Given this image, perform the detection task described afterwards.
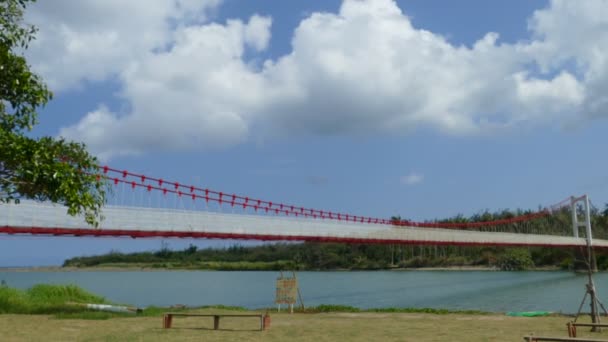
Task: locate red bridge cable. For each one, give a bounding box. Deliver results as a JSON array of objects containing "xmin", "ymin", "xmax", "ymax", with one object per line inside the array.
[
  {"xmin": 98, "ymin": 166, "xmax": 566, "ymax": 229},
  {"xmin": 100, "ymin": 166, "xmax": 387, "ymax": 224}
]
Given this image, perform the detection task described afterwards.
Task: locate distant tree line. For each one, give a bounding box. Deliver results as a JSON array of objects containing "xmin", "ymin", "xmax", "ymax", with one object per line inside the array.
[{"xmin": 63, "ymin": 205, "xmax": 608, "ymax": 271}]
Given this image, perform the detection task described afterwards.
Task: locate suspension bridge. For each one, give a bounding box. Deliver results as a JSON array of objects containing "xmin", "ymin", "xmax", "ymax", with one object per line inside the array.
[{"xmin": 0, "ymin": 166, "xmax": 606, "ymax": 249}]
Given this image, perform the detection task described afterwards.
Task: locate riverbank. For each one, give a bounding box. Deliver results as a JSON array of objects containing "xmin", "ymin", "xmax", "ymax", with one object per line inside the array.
[
  {"xmin": 0, "ymin": 264, "xmax": 563, "ymax": 272},
  {"xmin": 62, "ymin": 242, "xmax": 585, "ymax": 272},
  {"xmin": 1, "ymin": 270, "xmax": 592, "ymax": 313},
  {"xmin": 2, "ymin": 283, "xmax": 571, "ymax": 341},
  {"xmin": 0, "ymin": 309, "xmax": 595, "ymax": 341}
]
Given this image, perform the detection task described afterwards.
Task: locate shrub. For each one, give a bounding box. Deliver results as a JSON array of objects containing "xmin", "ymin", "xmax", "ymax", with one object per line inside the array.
[
  {"xmin": 308, "ymin": 305, "xmax": 360, "ymax": 312},
  {"xmin": 0, "ymin": 284, "xmax": 107, "ymax": 315},
  {"xmin": 496, "ymin": 249, "xmax": 534, "ymax": 271}
]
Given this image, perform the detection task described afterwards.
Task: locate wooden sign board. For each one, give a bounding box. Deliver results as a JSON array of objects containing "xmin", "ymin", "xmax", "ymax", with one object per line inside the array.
[{"xmin": 275, "ymin": 276, "xmax": 298, "ymax": 304}]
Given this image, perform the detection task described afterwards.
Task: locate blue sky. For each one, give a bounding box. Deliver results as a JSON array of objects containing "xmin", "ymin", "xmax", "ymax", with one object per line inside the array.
[{"xmin": 2, "ymin": 0, "xmax": 608, "ymax": 266}]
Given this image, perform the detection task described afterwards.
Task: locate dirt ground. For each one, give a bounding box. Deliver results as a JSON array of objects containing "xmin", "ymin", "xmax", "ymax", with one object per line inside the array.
[{"xmin": 0, "ymin": 310, "xmax": 605, "ymax": 342}]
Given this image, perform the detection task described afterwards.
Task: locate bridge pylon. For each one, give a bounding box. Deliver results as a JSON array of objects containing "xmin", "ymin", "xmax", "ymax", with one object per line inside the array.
[{"xmin": 571, "ymin": 195, "xmax": 607, "ymax": 332}]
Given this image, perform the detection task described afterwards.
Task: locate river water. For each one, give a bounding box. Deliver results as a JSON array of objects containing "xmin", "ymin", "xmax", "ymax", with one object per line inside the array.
[{"xmin": 0, "ymin": 270, "xmax": 605, "ymax": 313}]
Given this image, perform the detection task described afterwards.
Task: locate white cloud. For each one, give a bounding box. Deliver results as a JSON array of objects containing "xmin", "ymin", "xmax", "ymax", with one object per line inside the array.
[
  {"xmin": 59, "ymin": 105, "xmax": 139, "ymax": 161},
  {"xmin": 23, "ymin": 0, "xmax": 608, "ymax": 159},
  {"xmin": 400, "ymin": 173, "xmax": 424, "ymax": 186},
  {"xmin": 525, "ymin": 0, "xmax": 608, "ymax": 119},
  {"xmin": 59, "ymin": 15, "xmax": 268, "ymax": 160},
  {"xmin": 257, "ymin": 0, "xmax": 586, "ymax": 136},
  {"xmin": 244, "ymin": 15, "xmax": 272, "ymax": 51},
  {"xmin": 25, "ymin": 0, "xmax": 221, "ymax": 91}
]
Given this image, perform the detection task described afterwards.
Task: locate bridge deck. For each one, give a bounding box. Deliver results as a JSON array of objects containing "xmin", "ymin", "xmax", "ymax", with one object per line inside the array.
[{"xmin": 1, "ymin": 201, "xmax": 605, "ymax": 248}]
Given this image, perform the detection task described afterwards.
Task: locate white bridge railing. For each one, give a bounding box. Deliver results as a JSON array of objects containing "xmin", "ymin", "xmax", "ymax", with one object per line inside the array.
[{"xmin": 1, "ymin": 200, "xmax": 607, "ymax": 248}]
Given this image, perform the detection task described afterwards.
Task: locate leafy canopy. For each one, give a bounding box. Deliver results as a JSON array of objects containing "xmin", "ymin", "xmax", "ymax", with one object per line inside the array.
[{"xmin": 0, "ymin": 0, "xmax": 106, "ymax": 226}]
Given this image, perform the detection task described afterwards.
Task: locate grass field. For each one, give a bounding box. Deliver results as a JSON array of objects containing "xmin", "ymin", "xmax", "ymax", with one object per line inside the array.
[
  {"xmin": 1, "ymin": 309, "xmax": 606, "ymax": 342},
  {"xmin": 1, "ymin": 285, "xmax": 605, "ymax": 341}
]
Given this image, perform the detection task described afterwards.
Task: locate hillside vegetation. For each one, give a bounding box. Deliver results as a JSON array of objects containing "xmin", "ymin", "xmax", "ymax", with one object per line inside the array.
[{"xmin": 63, "ymin": 206, "xmax": 608, "ymax": 271}]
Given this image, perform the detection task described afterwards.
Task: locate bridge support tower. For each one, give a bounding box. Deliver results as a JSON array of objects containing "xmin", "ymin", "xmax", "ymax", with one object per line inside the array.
[{"xmin": 571, "ymin": 195, "xmax": 607, "ymax": 331}]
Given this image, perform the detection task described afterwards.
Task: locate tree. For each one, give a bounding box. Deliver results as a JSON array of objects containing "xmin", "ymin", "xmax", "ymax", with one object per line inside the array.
[
  {"xmin": 0, "ymin": 0, "xmax": 106, "ymax": 226},
  {"xmin": 184, "ymin": 244, "xmax": 197, "ymax": 255},
  {"xmin": 390, "ymin": 215, "xmax": 402, "ymax": 226},
  {"xmin": 497, "ymin": 248, "xmax": 534, "ymax": 271}
]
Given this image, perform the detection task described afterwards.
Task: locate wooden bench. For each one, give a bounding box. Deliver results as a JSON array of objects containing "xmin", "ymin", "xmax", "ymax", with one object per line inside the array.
[
  {"xmin": 163, "ymin": 312, "xmax": 266, "ymax": 331},
  {"xmin": 524, "ymin": 336, "xmax": 608, "ymax": 342},
  {"xmin": 568, "ymin": 322, "xmax": 608, "ymax": 337}
]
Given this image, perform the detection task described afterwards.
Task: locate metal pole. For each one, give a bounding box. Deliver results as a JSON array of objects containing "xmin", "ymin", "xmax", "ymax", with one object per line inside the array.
[
  {"xmin": 571, "ymin": 195, "xmax": 604, "ymax": 331},
  {"xmin": 584, "ymin": 195, "xmax": 601, "ymax": 330},
  {"xmin": 292, "ymin": 271, "xmax": 305, "ymax": 311},
  {"xmin": 584, "ymin": 195, "xmax": 593, "ymax": 246},
  {"xmin": 587, "ymin": 257, "xmax": 601, "ymax": 330},
  {"xmin": 571, "ymin": 196, "xmax": 579, "ymax": 238}
]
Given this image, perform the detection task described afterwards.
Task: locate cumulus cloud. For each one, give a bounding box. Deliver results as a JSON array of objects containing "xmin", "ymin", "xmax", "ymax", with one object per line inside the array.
[
  {"xmin": 25, "ymin": 0, "xmax": 222, "ymax": 91},
  {"xmin": 400, "ymin": 173, "xmax": 424, "ymax": 186},
  {"xmin": 23, "ymin": 0, "xmax": 608, "ymax": 159},
  {"xmin": 525, "ymin": 0, "xmax": 608, "ymax": 119},
  {"xmin": 58, "ymin": 15, "xmax": 268, "ymax": 160},
  {"xmin": 258, "ymin": 0, "xmax": 586, "ymax": 135}
]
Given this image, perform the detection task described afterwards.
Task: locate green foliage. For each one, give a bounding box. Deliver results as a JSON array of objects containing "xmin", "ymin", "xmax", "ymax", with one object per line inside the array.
[
  {"xmin": 184, "ymin": 243, "xmax": 197, "ymax": 255},
  {"xmin": 291, "ymin": 305, "xmax": 487, "ymax": 314},
  {"xmin": 0, "ymin": 0, "xmax": 106, "ymax": 226},
  {"xmin": 62, "ymin": 243, "xmax": 573, "ymax": 271},
  {"xmin": 53, "ymin": 311, "xmax": 128, "ymax": 320},
  {"xmin": 61, "ymin": 204, "xmax": 608, "ymax": 271},
  {"xmin": 0, "ymin": 285, "xmax": 27, "ymax": 312},
  {"xmin": 497, "ymin": 248, "xmax": 534, "ymax": 271},
  {"xmin": 27, "ymin": 284, "xmax": 105, "ymax": 305},
  {"xmin": 305, "ymin": 305, "xmax": 361, "ymax": 313},
  {"xmin": 596, "ymin": 254, "xmax": 608, "ymax": 270},
  {"xmin": 366, "ymin": 307, "xmax": 487, "ymax": 315},
  {"xmin": 0, "ymin": 284, "xmax": 108, "ymax": 315},
  {"xmin": 199, "ymin": 304, "xmax": 249, "ymax": 311},
  {"xmin": 529, "ymin": 248, "xmax": 571, "ymax": 267},
  {"xmin": 53, "ymin": 304, "xmax": 249, "ymax": 320},
  {"xmin": 559, "ymin": 257, "xmax": 573, "ymax": 270}
]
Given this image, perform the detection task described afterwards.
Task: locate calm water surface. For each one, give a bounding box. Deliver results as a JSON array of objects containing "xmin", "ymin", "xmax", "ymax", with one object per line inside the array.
[{"xmin": 0, "ymin": 270, "xmax": 603, "ymax": 313}]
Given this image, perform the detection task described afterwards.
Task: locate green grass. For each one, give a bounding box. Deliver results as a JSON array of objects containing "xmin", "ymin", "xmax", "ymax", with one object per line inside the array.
[
  {"xmin": 285, "ymin": 305, "xmax": 488, "ymax": 315},
  {"xmin": 0, "ymin": 283, "xmax": 488, "ymax": 322},
  {"xmin": 302, "ymin": 304, "xmax": 361, "ymax": 313},
  {"xmin": 0, "ymin": 284, "xmax": 108, "ymax": 316},
  {"xmin": 0, "ymin": 283, "xmax": 586, "ymax": 341},
  {"xmin": 0, "ymin": 310, "xmax": 584, "ymax": 342},
  {"xmin": 53, "ymin": 311, "xmax": 130, "ymax": 320},
  {"xmin": 0, "ymin": 283, "xmax": 257, "ymax": 320},
  {"xmin": 365, "ymin": 307, "xmax": 488, "ymax": 315},
  {"xmin": 199, "ymin": 304, "xmax": 249, "ymax": 311},
  {"xmin": 135, "ymin": 305, "xmax": 248, "ymax": 318}
]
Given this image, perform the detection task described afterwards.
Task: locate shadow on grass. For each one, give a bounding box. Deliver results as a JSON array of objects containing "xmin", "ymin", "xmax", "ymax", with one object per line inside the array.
[{"xmin": 167, "ymin": 327, "xmax": 262, "ymax": 332}]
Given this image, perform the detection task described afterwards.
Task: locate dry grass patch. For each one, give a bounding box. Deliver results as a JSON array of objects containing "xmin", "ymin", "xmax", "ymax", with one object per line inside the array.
[{"xmin": 1, "ymin": 310, "xmax": 607, "ymax": 342}]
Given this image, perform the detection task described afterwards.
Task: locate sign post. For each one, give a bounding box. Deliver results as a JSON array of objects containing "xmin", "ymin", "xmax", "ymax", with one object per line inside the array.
[{"xmin": 275, "ymin": 271, "xmax": 299, "ymax": 313}]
